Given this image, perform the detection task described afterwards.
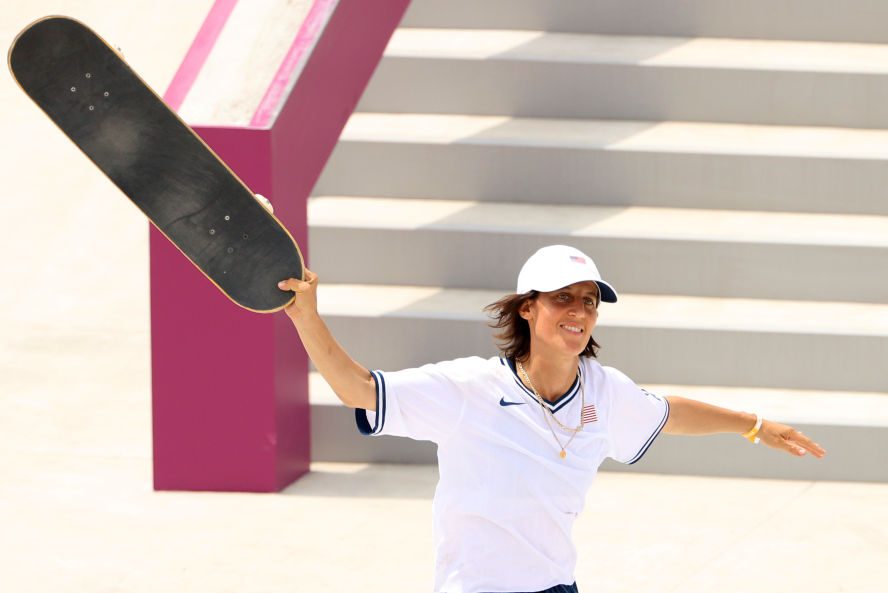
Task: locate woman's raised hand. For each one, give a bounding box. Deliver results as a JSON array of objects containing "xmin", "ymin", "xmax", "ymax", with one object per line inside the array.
[{"xmin": 278, "ymin": 268, "xmax": 319, "ymax": 322}]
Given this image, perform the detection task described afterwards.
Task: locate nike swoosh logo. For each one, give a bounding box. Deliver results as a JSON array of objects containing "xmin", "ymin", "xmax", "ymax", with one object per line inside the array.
[{"xmin": 499, "ymin": 397, "xmax": 526, "ymax": 407}]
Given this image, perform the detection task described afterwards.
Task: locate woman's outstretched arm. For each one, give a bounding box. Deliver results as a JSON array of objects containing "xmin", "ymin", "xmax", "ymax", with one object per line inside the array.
[
  {"xmin": 279, "ymin": 269, "xmax": 376, "ymax": 410},
  {"xmin": 663, "ymin": 396, "xmax": 827, "ymax": 458}
]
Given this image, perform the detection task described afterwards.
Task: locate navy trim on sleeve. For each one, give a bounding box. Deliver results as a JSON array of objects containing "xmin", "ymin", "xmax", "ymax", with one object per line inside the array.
[
  {"xmin": 355, "ymin": 370, "xmax": 386, "ymax": 436},
  {"xmin": 625, "ymin": 395, "xmax": 670, "ymax": 465}
]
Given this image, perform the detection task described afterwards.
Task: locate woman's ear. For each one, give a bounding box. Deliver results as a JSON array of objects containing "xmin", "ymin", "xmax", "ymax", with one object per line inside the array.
[{"xmin": 518, "ymin": 298, "xmax": 534, "ymax": 321}]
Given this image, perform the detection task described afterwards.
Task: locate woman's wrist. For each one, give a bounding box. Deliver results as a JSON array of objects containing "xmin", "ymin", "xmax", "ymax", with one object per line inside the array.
[
  {"xmin": 741, "ymin": 412, "xmax": 763, "ymax": 444},
  {"xmin": 290, "ymin": 308, "xmax": 322, "ymax": 328}
]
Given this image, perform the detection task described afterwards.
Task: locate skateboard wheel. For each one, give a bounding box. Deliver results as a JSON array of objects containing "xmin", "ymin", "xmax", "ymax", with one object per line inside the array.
[{"xmin": 255, "ymin": 194, "xmax": 273, "ymax": 214}]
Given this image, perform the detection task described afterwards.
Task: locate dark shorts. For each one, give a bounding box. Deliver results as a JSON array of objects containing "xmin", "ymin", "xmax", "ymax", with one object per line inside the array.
[
  {"xmin": 485, "ymin": 583, "xmax": 578, "ymax": 593},
  {"xmin": 536, "ymin": 584, "xmax": 578, "ymax": 593}
]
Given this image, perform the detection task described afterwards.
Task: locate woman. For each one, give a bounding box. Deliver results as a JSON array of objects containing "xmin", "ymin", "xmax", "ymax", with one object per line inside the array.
[{"xmin": 278, "ymin": 244, "xmax": 826, "ymax": 593}]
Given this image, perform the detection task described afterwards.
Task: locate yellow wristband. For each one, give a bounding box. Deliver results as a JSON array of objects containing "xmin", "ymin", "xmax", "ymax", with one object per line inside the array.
[{"xmin": 742, "ymin": 413, "xmax": 762, "ymax": 444}]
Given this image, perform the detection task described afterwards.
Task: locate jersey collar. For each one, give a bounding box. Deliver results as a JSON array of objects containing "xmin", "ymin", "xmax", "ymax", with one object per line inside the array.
[{"xmin": 500, "ymin": 357, "xmax": 582, "ymax": 413}]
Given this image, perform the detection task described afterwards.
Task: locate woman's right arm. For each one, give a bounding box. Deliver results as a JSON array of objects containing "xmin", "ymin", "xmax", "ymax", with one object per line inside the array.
[{"xmin": 278, "ymin": 269, "xmax": 376, "ymax": 411}]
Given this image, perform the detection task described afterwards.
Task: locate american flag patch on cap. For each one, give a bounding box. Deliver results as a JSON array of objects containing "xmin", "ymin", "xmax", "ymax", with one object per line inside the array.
[
  {"xmin": 569, "ymin": 255, "xmax": 586, "ymax": 264},
  {"xmin": 581, "ymin": 404, "xmax": 598, "ymax": 424}
]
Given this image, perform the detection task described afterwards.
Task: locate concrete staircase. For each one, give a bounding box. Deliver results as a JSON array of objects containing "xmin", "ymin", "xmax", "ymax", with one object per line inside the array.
[{"xmin": 306, "ymin": 0, "xmax": 888, "ymax": 481}]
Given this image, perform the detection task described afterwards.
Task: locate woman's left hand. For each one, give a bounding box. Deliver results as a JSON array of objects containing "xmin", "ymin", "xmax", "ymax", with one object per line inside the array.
[{"xmin": 758, "ymin": 420, "xmax": 827, "ymax": 458}]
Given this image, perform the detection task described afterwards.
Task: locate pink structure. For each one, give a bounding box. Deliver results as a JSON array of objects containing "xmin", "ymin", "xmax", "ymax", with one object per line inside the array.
[{"xmin": 151, "ymin": 0, "xmax": 411, "ymax": 492}]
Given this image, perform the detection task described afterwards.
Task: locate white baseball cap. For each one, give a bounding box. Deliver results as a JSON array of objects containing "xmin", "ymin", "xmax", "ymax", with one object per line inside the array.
[{"xmin": 516, "ymin": 245, "xmax": 618, "ymax": 303}]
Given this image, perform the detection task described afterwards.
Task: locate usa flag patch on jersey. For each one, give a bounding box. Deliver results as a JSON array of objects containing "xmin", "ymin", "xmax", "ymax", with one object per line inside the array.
[{"xmin": 581, "ymin": 404, "xmax": 598, "ymax": 424}]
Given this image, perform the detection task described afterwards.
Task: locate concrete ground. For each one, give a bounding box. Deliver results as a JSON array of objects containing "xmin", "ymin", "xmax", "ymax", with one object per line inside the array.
[{"xmin": 2, "ymin": 2, "xmax": 887, "ymax": 592}]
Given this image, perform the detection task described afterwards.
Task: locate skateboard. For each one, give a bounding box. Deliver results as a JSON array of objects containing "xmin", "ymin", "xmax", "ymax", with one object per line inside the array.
[{"xmin": 8, "ymin": 16, "xmax": 304, "ymax": 313}]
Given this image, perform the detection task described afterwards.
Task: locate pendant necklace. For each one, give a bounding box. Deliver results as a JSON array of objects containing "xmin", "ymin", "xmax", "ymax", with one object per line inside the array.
[{"xmin": 517, "ymin": 360, "xmax": 585, "ymax": 459}]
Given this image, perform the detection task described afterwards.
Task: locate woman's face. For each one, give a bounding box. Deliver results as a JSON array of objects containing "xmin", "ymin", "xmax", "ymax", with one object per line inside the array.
[{"xmin": 520, "ymin": 281, "xmax": 600, "ymax": 358}]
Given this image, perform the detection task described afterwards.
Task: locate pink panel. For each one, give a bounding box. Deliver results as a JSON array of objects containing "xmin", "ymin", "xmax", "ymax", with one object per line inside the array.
[
  {"xmin": 152, "ymin": 0, "xmax": 408, "ymax": 492},
  {"xmin": 150, "ymin": 127, "xmax": 310, "ymax": 492}
]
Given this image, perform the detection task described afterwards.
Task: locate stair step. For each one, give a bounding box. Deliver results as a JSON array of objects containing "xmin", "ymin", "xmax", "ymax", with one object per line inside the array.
[
  {"xmin": 309, "ymin": 372, "xmax": 888, "ymax": 481},
  {"xmin": 315, "ymin": 283, "xmax": 888, "ymax": 392},
  {"xmin": 383, "ymin": 29, "xmax": 888, "ymax": 73},
  {"xmin": 314, "ymin": 113, "xmax": 888, "ymax": 215},
  {"xmin": 310, "ymin": 196, "xmax": 888, "ymax": 245},
  {"xmin": 360, "ymin": 29, "xmax": 888, "ymax": 128},
  {"xmin": 318, "ymin": 283, "xmax": 888, "ymax": 336},
  {"xmin": 308, "ymin": 196, "xmax": 888, "ymax": 302},
  {"xmin": 401, "ymin": 0, "xmax": 888, "ymax": 44},
  {"xmin": 339, "ymin": 113, "xmax": 888, "ymax": 159}
]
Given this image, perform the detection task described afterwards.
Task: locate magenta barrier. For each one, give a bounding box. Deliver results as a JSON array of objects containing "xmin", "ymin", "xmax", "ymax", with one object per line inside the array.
[
  {"xmin": 151, "ymin": 0, "xmax": 411, "ymax": 492},
  {"xmin": 149, "ymin": 128, "xmax": 310, "ymax": 492}
]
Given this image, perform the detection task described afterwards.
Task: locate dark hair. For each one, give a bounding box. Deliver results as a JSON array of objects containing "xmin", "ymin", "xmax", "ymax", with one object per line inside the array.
[{"xmin": 483, "ymin": 291, "xmax": 600, "ymax": 361}]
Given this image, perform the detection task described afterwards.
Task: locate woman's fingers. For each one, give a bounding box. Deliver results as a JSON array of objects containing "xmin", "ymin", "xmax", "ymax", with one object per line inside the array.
[
  {"xmin": 785, "ymin": 438, "xmax": 808, "ymax": 457},
  {"xmin": 278, "ymin": 269, "xmax": 316, "ymax": 292},
  {"xmin": 278, "ymin": 279, "xmax": 309, "ymax": 292},
  {"xmin": 786, "ymin": 430, "xmax": 827, "ymax": 458},
  {"xmin": 765, "ymin": 423, "xmax": 827, "ymax": 458}
]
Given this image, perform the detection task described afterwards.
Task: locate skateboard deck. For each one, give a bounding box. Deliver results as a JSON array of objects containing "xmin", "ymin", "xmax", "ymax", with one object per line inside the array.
[{"xmin": 8, "ymin": 16, "xmax": 304, "ymax": 313}]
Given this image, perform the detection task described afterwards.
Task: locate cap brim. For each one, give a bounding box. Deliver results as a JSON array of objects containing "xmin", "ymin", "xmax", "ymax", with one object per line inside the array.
[{"xmin": 595, "ymin": 280, "xmax": 618, "ymax": 303}]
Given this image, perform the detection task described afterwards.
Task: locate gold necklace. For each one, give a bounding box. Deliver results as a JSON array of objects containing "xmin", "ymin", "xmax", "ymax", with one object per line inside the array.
[
  {"xmin": 517, "ymin": 360, "xmax": 585, "ymax": 459},
  {"xmin": 517, "ymin": 360, "xmax": 584, "ymax": 433}
]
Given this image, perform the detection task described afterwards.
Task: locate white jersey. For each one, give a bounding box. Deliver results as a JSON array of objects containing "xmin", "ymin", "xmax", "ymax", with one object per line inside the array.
[{"xmin": 356, "ymin": 356, "xmax": 669, "ymax": 593}]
